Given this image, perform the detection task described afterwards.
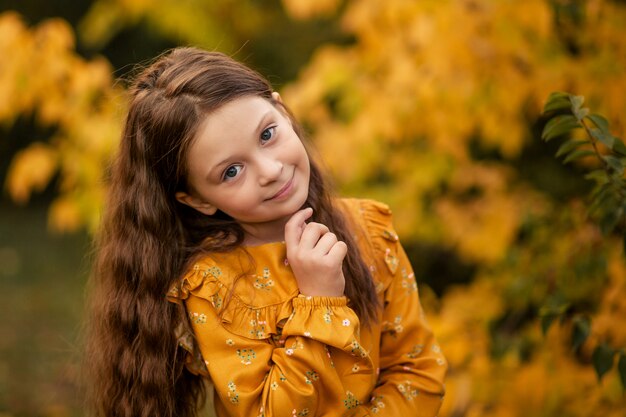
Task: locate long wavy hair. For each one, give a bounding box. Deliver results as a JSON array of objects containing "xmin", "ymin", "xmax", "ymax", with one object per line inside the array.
[{"xmin": 85, "ymin": 47, "xmax": 379, "ymax": 417}]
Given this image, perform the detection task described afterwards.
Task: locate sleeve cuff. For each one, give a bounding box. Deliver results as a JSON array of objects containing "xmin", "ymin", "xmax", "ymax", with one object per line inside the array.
[{"xmin": 293, "ymin": 295, "xmax": 348, "ymax": 307}]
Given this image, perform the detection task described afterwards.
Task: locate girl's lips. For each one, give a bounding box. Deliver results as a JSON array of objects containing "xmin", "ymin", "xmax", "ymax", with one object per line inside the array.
[{"xmin": 268, "ymin": 175, "xmax": 294, "ymax": 200}]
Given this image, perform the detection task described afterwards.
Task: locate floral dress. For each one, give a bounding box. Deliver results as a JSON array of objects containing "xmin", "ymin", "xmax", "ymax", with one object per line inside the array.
[{"xmin": 167, "ymin": 199, "xmax": 447, "ymax": 417}]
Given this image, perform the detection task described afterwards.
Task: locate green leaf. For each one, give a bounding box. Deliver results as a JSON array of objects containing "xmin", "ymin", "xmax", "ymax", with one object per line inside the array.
[
  {"xmin": 602, "ymin": 155, "xmax": 624, "ymax": 176},
  {"xmin": 543, "ymin": 92, "xmax": 572, "ymax": 113},
  {"xmin": 587, "ymin": 114, "xmax": 610, "ymax": 135},
  {"xmin": 600, "ymin": 207, "xmax": 622, "ymax": 235},
  {"xmin": 563, "ymin": 150, "xmax": 595, "ymax": 164},
  {"xmin": 613, "ymin": 139, "xmax": 626, "ymax": 157},
  {"xmin": 590, "ymin": 182, "xmax": 612, "ymax": 200},
  {"xmin": 556, "ymin": 140, "xmax": 588, "ymax": 158},
  {"xmin": 618, "ymin": 352, "xmax": 626, "ymax": 390},
  {"xmin": 574, "ymin": 106, "xmax": 590, "ymax": 121},
  {"xmin": 539, "ymin": 297, "xmax": 570, "ymax": 335},
  {"xmin": 589, "ymin": 185, "xmax": 618, "ymax": 217},
  {"xmin": 544, "ymin": 98, "xmax": 572, "ymax": 113},
  {"xmin": 571, "ymin": 316, "xmax": 591, "ymax": 351},
  {"xmin": 570, "ymin": 95, "xmax": 585, "ymax": 114},
  {"xmin": 542, "ymin": 115, "xmax": 581, "ymax": 141},
  {"xmin": 592, "ymin": 343, "xmax": 615, "ymax": 381},
  {"xmin": 584, "ymin": 169, "xmax": 609, "ymax": 186},
  {"xmin": 590, "ymin": 128, "xmax": 616, "ymax": 149},
  {"xmin": 541, "ymin": 314, "xmax": 557, "ymax": 336}
]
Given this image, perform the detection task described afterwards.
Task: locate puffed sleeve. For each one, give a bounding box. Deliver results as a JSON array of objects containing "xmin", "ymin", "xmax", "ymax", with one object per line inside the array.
[
  {"xmin": 171, "ymin": 259, "xmax": 375, "ymax": 417},
  {"xmin": 350, "ymin": 200, "xmax": 447, "ymax": 417}
]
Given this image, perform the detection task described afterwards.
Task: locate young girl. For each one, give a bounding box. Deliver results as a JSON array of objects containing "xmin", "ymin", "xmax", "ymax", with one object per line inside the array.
[{"xmin": 85, "ymin": 47, "xmax": 446, "ymax": 417}]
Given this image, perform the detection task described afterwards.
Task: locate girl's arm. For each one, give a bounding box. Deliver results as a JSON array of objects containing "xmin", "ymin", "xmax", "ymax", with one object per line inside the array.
[
  {"xmin": 347, "ymin": 199, "xmax": 447, "ymax": 417},
  {"xmin": 351, "ymin": 242, "xmax": 447, "ymax": 416},
  {"xmin": 185, "ymin": 292, "xmax": 374, "ymax": 416}
]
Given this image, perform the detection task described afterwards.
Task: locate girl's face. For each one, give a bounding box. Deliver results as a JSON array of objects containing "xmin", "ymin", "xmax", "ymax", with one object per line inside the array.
[{"xmin": 176, "ymin": 94, "xmax": 310, "ymax": 241}]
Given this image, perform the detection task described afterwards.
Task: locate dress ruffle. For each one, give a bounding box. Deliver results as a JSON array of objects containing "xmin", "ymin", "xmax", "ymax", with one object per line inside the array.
[
  {"xmin": 168, "ymin": 259, "xmax": 299, "ymax": 341},
  {"xmin": 344, "ymin": 198, "xmax": 402, "ymax": 293}
]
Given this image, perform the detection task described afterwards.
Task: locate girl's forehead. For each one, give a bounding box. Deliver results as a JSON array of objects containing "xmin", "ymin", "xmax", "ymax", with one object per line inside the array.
[
  {"xmin": 191, "ymin": 96, "xmax": 278, "ymax": 157},
  {"xmin": 204, "ymin": 95, "xmax": 275, "ymax": 126}
]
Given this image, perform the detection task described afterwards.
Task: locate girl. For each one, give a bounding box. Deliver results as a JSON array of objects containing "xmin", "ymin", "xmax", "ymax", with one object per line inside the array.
[{"xmin": 85, "ymin": 47, "xmax": 446, "ymax": 417}]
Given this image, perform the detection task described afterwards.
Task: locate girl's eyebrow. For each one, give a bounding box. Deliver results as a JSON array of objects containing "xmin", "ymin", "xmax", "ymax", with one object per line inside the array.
[
  {"xmin": 253, "ymin": 109, "xmax": 274, "ymax": 134},
  {"xmin": 208, "ymin": 158, "xmax": 232, "ymax": 179},
  {"xmin": 206, "ymin": 109, "xmax": 275, "ymax": 179}
]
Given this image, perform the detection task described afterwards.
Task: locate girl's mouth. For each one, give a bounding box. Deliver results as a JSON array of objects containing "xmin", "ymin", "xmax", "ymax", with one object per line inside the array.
[{"xmin": 267, "ymin": 174, "xmax": 294, "ymax": 200}]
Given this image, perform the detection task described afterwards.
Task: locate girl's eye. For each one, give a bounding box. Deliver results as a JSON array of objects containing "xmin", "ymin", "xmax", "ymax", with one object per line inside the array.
[
  {"xmin": 260, "ymin": 126, "xmax": 275, "ymax": 142},
  {"xmin": 223, "ymin": 165, "xmax": 242, "ymax": 181}
]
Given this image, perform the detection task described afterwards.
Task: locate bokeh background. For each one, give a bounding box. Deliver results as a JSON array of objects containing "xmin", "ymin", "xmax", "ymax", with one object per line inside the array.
[{"xmin": 1, "ymin": 0, "xmax": 626, "ymax": 416}]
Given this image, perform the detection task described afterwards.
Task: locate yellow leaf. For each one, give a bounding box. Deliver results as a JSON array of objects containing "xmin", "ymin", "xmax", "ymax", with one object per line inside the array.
[
  {"xmin": 5, "ymin": 142, "xmax": 58, "ymax": 204},
  {"xmin": 281, "ymin": 0, "xmax": 341, "ymax": 19},
  {"xmin": 48, "ymin": 197, "xmax": 82, "ymax": 232}
]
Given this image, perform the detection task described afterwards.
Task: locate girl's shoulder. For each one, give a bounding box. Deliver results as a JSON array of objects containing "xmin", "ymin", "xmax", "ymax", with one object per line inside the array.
[
  {"xmin": 336, "ymin": 197, "xmax": 394, "ymax": 226},
  {"xmin": 336, "ymin": 197, "xmax": 399, "ymax": 244},
  {"xmin": 336, "ymin": 198, "xmax": 402, "ymax": 288}
]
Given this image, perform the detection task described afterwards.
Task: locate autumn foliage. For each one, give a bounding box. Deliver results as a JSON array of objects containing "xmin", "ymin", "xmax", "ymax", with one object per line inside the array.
[{"xmin": 2, "ymin": 0, "xmax": 626, "ymax": 416}]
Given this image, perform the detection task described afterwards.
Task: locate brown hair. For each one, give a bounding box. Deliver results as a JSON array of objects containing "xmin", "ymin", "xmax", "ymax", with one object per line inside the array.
[{"xmin": 84, "ymin": 47, "xmax": 378, "ymax": 417}]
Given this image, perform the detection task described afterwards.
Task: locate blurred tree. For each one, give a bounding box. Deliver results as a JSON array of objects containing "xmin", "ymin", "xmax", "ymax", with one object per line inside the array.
[
  {"xmin": 1, "ymin": 11, "xmax": 124, "ymax": 231},
  {"xmin": 77, "ymin": 0, "xmax": 353, "ymax": 86}
]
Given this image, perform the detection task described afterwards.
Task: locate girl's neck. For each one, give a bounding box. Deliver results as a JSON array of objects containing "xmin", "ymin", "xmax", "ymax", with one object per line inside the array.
[{"xmin": 240, "ymin": 218, "xmax": 289, "ymax": 246}]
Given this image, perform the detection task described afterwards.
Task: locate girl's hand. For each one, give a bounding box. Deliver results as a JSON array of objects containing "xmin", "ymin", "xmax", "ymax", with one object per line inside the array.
[{"xmin": 284, "ymin": 208, "xmax": 347, "ymax": 297}]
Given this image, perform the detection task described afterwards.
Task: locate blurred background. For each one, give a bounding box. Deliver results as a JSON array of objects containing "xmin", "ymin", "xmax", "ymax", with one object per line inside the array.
[{"xmin": 1, "ymin": 0, "xmax": 625, "ymax": 416}]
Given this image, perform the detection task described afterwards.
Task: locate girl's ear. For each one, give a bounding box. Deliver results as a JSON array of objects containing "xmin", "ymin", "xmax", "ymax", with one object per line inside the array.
[
  {"xmin": 175, "ymin": 191, "xmax": 218, "ymax": 216},
  {"xmin": 271, "ymin": 91, "xmax": 283, "ymax": 103}
]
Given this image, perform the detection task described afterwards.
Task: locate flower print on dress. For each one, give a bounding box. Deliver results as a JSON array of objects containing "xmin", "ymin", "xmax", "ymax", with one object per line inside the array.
[
  {"xmin": 188, "ymin": 311, "xmax": 207, "ymax": 324},
  {"xmin": 202, "ymin": 265, "xmax": 222, "ymax": 279},
  {"xmin": 322, "ymin": 307, "xmax": 333, "ymax": 323},
  {"xmin": 343, "ymin": 391, "xmax": 360, "ymax": 410},
  {"xmin": 382, "ymin": 229, "xmax": 399, "ymax": 242},
  {"xmin": 369, "ymin": 395, "xmax": 386, "ymax": 414},
  {"xmin": 400, "ymin": 268, "xmax": 417, "ymax": 294},
  {"xmin": 227, "ymin": 381, "xmax": 239, "ymax": 404},
  {"xmin": 397, "ymin": 381, "xmax": 419, "ymax": 401},
  {"xmin": 210, "ymin": 293, "xmax": 223, "ymax": 309},
  {"xmin": 384, "ymin": 247, "xmax": 399, "ymax": 274},
  {"xmin": 350, "ymin": 340, "xmax": 368, "ymax": 358},
  {"xmin": 406, "ymin": 344, "xmax": 424, "ymax": 359},
  {"xmin": 284, "ymin": 338, "xmax": 304, "ymax": 357},
  {"xmin": 382, "ymin": 316, "xmax": 405, "ymax": 337},
  {"xmin": 304, "ymin": 370, "xmax": 319, "ymax": 384},
  {"xmin": 253, "ymin": 267, "xmax": 274, "ymax": 291},
  {"xmin": 248, "ymin": 314, "xmax": 267, "ymax": 339},
  {"xmin": 236, "ymin": 348, "xmax": 256, "ymax": 365}
]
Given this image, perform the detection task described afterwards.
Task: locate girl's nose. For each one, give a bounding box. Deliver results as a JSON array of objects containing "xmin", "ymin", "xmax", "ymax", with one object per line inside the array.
[{"xmin": 256, "ymin": 154, "xmax": 283, "ymax": 185}]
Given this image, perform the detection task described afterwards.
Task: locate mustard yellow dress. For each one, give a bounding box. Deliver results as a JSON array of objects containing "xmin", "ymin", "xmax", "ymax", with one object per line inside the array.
[{"xmin": 168, "ymin": 199, "xmax": 447, "ymax": 417}]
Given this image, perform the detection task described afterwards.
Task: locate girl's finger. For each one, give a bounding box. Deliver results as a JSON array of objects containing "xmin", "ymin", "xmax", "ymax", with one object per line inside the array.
[
  {"xmin": 326, "ymin": 241, "xmax": 348, "ymax": 263},
  {"xmin": 312, "ymin": 232, "xmax": 338, "ymax": 256},
  {"xmin": 284, "ymin": 208, "xmax": 313, "ymax": 249},
  {"xmin": 299, "ymin": 222, "xmax": 330, "ymax": 250}
]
